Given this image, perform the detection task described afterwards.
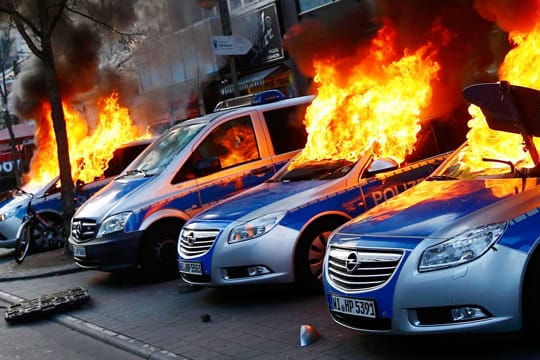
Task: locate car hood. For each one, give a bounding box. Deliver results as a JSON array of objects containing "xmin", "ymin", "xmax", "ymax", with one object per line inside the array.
[
  {"xmin": 192, "ymin": 180, "xmax": 335, "ymax": 223},
  {"xmin": 73, "ymin": 176, "xmax": 153, "ymax": 219},
  {"xmin": 339, "ymin": 178, "xmax": 536, "ymax": 239}
]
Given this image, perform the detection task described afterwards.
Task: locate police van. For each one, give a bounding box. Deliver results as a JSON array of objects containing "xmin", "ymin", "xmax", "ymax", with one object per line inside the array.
[{"xmin": 68, "ymin": 90, "xmax": 313, "ymax": 278}]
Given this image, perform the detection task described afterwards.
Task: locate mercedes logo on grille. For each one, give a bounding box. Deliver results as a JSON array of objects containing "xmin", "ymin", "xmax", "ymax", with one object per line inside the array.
[
  {"xmin": 186, "ymin": 232, "xmax": 196, "ymax": 246},
  {"xmin": 74, "ymin": 221, "xmax": 83, "ymax": 238},
  {"xmin": 345, "ymin": 252, "xmax": 360, "ymax": 273}
]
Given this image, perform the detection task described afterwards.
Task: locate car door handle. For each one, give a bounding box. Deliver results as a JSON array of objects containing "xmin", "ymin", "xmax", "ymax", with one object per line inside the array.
[{"xmin": 250, "ymin": 166, "xmax": 273, "ymax": 177}]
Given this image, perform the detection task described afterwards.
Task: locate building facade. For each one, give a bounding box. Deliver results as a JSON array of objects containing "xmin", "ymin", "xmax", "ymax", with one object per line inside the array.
[{"xmin": 132, "ymin": 0, "xmax": 311, "ymax": 125}]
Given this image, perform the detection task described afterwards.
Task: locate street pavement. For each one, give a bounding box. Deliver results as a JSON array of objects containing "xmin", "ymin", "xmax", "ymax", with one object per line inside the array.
[
  {"xmin": 0, "ymin": 248, "xmax": 359, "ymax": 360},
  {"xmin": 0, "ymin": 248, "xmax": 538, "ymax": 360}
]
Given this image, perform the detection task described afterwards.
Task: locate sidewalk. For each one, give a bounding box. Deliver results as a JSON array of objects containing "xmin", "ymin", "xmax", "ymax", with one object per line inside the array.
[{"xmin": 0, "ymin": 248, "xmax": 82, "ymax": 282}]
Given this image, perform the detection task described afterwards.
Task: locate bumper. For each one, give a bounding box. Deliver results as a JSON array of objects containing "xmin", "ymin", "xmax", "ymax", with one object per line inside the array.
[
  {"xmin": 0, "ymin": 238, "xmax": 16, "ymax": 248},
  {"xmin": 0, "ymin": 217, "xmax": 23, "ymax": 248},
  {"xmin": 68, "ymin": 230, "xmax": 144, "ymax": 272},
  {"xmin": 325, "ymin": 244, "xmax": 526, "ymax": 335},
  {"xmin": 181, "ymin": 224, "xmax": 299, "ymax": 286}
]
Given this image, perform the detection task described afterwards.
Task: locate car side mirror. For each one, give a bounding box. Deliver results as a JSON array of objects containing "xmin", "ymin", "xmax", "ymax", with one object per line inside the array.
[
  {"xmin": 366, "ymin": 158, "xmax": 399, "ymax": 176},
  {"xmin": 195, "ymin": 157, "xmax": 222, "ymax": 177}
]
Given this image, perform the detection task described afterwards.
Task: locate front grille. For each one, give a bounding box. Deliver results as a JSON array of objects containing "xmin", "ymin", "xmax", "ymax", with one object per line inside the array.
[
  {"xmin": 179, "ymin": 228, "xmax": 219, "ymax": 257},
  {"xmin": 331, "ymin": 311, "xmax": 391, "ymax": 331},
  {"xmin": 71, "ymin": 218, "xmax": 97, "ymax": 242},
  {"xmin": 327, "ymin": 245, "xmax": 403, "ymax": 291}
]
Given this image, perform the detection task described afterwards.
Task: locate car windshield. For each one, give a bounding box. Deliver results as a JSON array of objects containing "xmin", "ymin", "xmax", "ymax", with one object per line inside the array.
[
  {"xmin": 273, "ymin": 159, "xmax": 355, "ymax": 182},
  {"xmin": 126, "ymin": 121, "xmax": 207, "ymax": 176},
  {"xmin": 432, "ymin": 142, "xmax": 539, "ymax": 180}
]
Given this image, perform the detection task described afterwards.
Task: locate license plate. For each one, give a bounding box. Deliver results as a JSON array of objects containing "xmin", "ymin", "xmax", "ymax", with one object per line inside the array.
[
  {"xmin": 72, "ymin": 246, "xmax": 86, "ymax": 258},
  {"xmin": 330, "ymin": 294, "xmax": 376, "ymax": 318},
  {"xmin": 179, "ymin": 261, "xmax": 202, "ymax": 275}
]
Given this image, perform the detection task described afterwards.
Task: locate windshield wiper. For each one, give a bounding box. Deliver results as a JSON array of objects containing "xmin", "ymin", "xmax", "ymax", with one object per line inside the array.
[{"xmin": 117, "ymin": 169, "xmax": 148, "ymax": 178}]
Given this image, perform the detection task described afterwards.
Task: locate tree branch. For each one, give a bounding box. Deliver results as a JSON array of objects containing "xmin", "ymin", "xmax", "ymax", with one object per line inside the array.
[
  {"xmin": 65, "ymin": 4, "xmax": 143, "ymax": 37},
  {"xmin": 7, "ymin": 2, "xmax": 44, "ymax": 60},
  {"xmin": 48, "ymin": 0, "xmax": 68, "ymax": 35}
]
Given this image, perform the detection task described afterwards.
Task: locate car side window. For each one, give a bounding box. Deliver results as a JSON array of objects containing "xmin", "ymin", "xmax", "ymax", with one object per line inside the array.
[
  {"xmin": 172, "ymin": 116, "xmax": 260, "ymax": 183},
  {"xmin": 263, "ymin": 104, "xmax": 308, "ymax": 155}
]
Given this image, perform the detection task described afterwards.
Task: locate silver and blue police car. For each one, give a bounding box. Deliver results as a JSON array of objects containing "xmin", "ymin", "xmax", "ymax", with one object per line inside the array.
[
  {"xmin": 178, "ymin": 146, "xmax": 449, "ymax": 290},
  {"xmin": 323, "ymin": 81, "xmax": 540, "ymax": 335}
]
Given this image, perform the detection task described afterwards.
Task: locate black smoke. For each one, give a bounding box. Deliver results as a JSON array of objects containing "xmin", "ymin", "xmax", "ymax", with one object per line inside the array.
[{"xmin": 10, "ymin": 0, "xmax": 139, "ymax": 120}]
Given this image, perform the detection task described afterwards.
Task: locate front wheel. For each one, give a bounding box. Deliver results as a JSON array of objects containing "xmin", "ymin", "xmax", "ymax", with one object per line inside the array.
[
  {"xmin": 15, "ymin": 222, "xmax": 34, "ymax": 264},
  {"xmin": 295, "ymin": 219, "xmax": 345, "ymax": 291},
  {"xmin": 139, "ymin": 219, "xmax": 182, "ymax": 279}
]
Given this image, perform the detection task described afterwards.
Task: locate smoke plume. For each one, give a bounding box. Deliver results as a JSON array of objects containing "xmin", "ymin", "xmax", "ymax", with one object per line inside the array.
[{"xmin": 9, "ymin": 0, "xmax": 142, "ymax": 124}]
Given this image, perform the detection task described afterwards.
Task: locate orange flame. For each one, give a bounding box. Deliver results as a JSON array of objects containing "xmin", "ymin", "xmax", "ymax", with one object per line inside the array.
[
  {"xmin": 290, "ymin": 21, "xmax": 447, "ymax": 168},
  {"xmin": 25, "ymin": 92, "xmax": 149, "ymax": 190},
  {"xmin": 463, "ymin": 26, "xmax": 540, "ymax": 171},
  {"xmin": 217, "ymin": 124, "xmax": 258, "ymax": 168}
]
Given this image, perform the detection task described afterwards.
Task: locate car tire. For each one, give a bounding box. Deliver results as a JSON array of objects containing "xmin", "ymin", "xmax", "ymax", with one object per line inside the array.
[
  {"xmin": 522, "ymin": 251, "xmax": 540, "ymax": 338},
  {"xmin": 295, "ymin": 219, "xmax": 344, "ymax": 291},
  {"xmin": 139, "ymin": 219, "xmax": 182, "ymax": 279}
]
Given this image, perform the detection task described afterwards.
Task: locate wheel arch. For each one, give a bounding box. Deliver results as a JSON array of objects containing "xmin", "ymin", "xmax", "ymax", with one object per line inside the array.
[
  {"xmin": 139, "ymin": 208, "xmax": 190, "ymax": 231},
  {"xmin": 293, "ymin": 212, "xmax": 351, "ymax": 284},
  {"xmin": 294, "ymin": 211, "xmax": 352, "ymax": 253},
  {"xmin": 36, "ymin": 210, "xmax": 64, "ymax": 224}
]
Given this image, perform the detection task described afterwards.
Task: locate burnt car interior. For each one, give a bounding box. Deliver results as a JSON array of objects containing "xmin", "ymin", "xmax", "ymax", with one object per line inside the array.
[{"xmin": 463, "ymin": 80, "xmax": 540, "ymax": 178}]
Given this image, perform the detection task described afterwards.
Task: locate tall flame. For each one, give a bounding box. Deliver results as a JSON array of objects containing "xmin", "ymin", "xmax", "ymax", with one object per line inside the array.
[
  {"xmin": 290, "ymin": 21, "xmax": 447, "ymax": 168},
  {"xmin": 25, "ymin": 92, "xmax": 149, "ymax": 190},
  {"xmin": 463, "ymin": 26, "xmax": 540, "ymax": 171}
]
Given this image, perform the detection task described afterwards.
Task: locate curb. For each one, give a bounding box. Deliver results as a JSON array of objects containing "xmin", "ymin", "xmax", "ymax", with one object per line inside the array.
[
  {"xmin": 0, "ymin": 289, "xmax": 189, "ymax": 360},
  {"xmin": 0, "ymin": 264, "xmax": 84, "ymax": 282}
]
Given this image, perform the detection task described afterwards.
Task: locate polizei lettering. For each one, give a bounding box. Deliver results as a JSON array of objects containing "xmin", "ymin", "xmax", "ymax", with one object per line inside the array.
[{"xmin": 371, "ymin": 179, "xmax": 423, "ymax": 206}]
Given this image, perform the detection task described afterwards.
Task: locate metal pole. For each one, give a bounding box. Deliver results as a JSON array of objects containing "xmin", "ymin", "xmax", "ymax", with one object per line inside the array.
[{"xmin": 218, "ymin": 0, "xmax": 240, "ymax": 97}]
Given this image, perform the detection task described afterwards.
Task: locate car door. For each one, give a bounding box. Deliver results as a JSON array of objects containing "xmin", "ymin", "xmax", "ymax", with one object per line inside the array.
[{"xmin": 173, "ymin": 114, "xmax": 276, "ymax": 212}]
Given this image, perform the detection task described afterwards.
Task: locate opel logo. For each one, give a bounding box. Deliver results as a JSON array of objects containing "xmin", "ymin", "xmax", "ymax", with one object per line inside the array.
[
  {"xmin": 186, "ymin": 232, "xmax": 196, "ymax": 246},
  {"xmin": 345, "ymin": 252, "xmax": 360, "ymax": 273}
]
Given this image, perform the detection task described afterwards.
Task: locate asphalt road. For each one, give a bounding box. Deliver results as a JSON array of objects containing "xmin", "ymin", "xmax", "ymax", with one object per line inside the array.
[{"xmin": 1, "ymin": 248, "xmax": 540, "ymax": 359}]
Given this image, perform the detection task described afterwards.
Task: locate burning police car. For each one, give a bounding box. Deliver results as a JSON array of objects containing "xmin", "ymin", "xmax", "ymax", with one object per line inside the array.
[
  {"xmin": 0, "ymin": 138, "xmax": 151, "ymax": 249},
  {"xmin": 178, "ymin": 148, "xmax": 448, "ymax": 290},
  {"xmin": 323, "ymin": 82, "xmax": 540, "ymax": 335}
]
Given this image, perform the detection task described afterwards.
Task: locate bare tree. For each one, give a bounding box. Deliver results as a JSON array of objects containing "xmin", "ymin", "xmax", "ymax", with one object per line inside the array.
[{"xmin": 0, "ymin": 0, "xmax": 75, "ymax": 240}]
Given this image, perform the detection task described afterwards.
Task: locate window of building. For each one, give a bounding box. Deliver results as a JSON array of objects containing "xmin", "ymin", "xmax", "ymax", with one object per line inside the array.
[{"xmin": 298, "ymin": 0, "xmax": 336, "ymax": 14}]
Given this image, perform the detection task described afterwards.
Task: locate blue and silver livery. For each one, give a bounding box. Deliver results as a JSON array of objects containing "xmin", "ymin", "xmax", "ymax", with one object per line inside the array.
[
  {"xmin": 323, "ymin": 82, "xmax": 540, "ymax": 335},
  {"xmin": 68, "ymin": 91, "xmax": 313, "ymax": 278},
  {"xmin": 178, "ymin": 150, "xmax": 449, "ymax": 289}
]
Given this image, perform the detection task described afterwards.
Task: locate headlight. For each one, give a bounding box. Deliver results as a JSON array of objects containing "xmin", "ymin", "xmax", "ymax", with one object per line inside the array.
[
  {"xmin": 228, "ymin": 211, "xmax": 286, "ymax": 244},
  {"xmin": 96, "ymin": 212, "xmax": 132, "ymax": 238},
  {"xmin": 0, "ymin": 208, "xmax": 17, "ymax": 222},
  {"xmin": 419, "ymin": 222, "xmax": 507, "ymax": 272}
]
